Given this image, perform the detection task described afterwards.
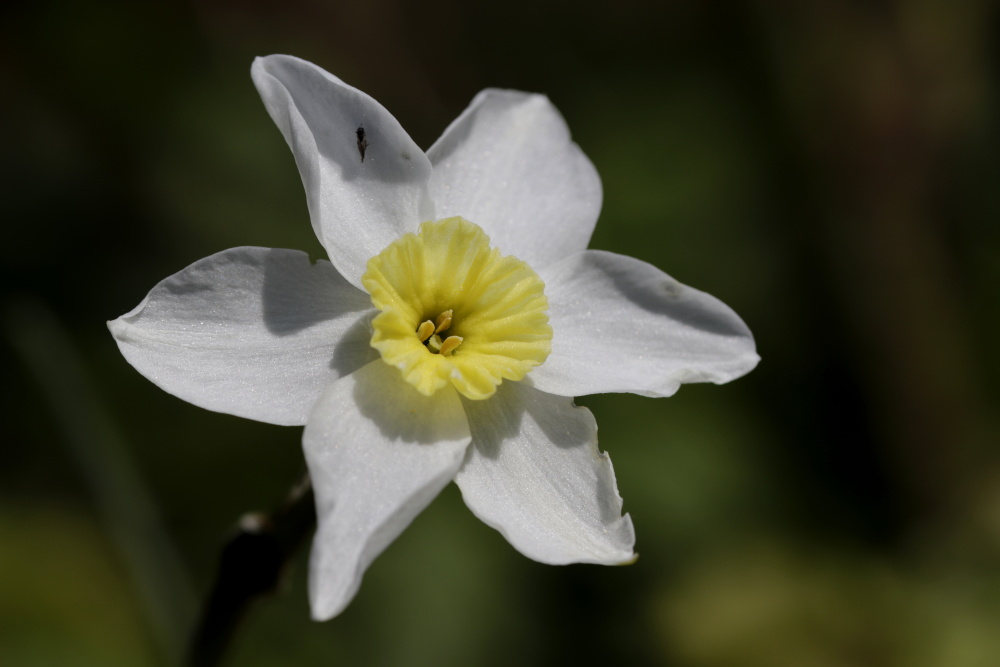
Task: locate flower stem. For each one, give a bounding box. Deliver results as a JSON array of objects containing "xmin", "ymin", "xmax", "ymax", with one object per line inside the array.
[{"xmin": 186, "ymin": 474, "xmax": 316, "ymax": 667}]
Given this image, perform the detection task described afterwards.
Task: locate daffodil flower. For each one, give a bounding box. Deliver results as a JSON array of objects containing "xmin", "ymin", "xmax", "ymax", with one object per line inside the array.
[{"xmin": 109, "ymin": 55, "xmax": 759, "ymax": 620}]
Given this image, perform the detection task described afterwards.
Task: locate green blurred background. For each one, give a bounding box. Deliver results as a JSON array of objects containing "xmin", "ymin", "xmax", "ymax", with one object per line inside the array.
[{"xmin": 3, "ymin": 0, "xmax": 1000, "ymax": 665}]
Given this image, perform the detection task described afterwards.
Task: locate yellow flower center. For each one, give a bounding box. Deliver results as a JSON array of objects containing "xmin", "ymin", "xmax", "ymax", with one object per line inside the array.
[{"xmin": 362, "ymin": 217, "xmax": 552, "ymax": 400}]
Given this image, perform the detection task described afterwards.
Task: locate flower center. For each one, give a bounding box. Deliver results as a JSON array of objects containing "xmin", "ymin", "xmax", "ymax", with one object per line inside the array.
[
  {"xmin": 361, "ymin": 217, "xmax": 552, "ymax": 400},
  {"xmin": 416, "ymin": 308, "xmax": 464, "ymax": 356}
]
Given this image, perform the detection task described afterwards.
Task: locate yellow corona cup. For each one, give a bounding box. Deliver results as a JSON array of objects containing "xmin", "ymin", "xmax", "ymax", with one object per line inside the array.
[{"xmin": 362, "ymin": 217, "xmax": 552, "ymax": 400}]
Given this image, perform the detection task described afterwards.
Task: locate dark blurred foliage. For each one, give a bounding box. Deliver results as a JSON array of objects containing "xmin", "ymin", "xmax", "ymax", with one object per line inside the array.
[{"xmin": 2, "ymin": 0, "xmax": 999, "ymax": 665}]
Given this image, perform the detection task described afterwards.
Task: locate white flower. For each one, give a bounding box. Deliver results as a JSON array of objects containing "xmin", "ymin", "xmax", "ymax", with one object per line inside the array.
[{"xmin": 108, "ymin": 55, "xmax": 759, "ymax": 621}]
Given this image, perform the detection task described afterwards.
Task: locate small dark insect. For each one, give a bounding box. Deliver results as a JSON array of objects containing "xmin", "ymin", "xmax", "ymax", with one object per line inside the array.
[{"xmin": 356, "ymin": 126, "xmax": 368, "ymax": 162}]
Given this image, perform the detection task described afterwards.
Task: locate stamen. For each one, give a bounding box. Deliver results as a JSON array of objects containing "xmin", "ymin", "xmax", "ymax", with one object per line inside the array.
[
  {"xmin": 434, "ymin": 309, "xmax": 453, "ymax": 333},
  {"xmin": 416, "ymin": 320, "xmax": 435, "ymax": 342},
  {"xmin": 426, "ymin": 334, "xmax": 443, "ymax": 352},
  {"xmin": 439, "ymin": 335, "xmax": 463, "ymax": 357}
]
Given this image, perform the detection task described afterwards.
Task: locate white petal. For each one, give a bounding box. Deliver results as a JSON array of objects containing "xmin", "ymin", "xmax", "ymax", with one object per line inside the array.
[
  {"xmin": 108, "ymin": 247, "xmax": 376, "ymax": 426},
  {"xmin": 532, "ymin": 250, "xmax": 759, "ymax": 398},
  {"xmin": 454, "ymin": 382, "xmax": 634, "ymax": 565},
  {"xmin": 427, "ymin": 89, "xmax": 601, "ymax": 270},
  {"xmin": 304, "ymin": 360, "xmax": 471, "ymax": 620},
  {"xmin": 252, "ymin": 55, "xmax": 434, "ymax": 287}
]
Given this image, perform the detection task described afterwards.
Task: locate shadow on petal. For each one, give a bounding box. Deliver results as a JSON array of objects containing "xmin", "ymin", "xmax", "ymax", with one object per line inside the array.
[
  {"xmin": 597, "ymin": 252, "xmax": 749, "ymax": 338},
  {"xmin": 524, "ymin": 394, "xmax": 596, "ymax": 452},
  {"xmin": 330, "ymin": 311, "xmax": 380, "ymax": 376},
  {"xmin": 461, "ymin": 380, "xmax": 527, "ymax": 462},
  {"xmin": 351, "ymin": 360, "xmax": 469, "ymax": 444},
  {"xmin": 261, "ymin": 251, "xmax": 371, "ymax": 336}
]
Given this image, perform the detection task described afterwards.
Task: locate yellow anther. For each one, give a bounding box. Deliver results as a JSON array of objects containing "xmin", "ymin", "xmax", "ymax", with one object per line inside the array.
[
  {"xmin": 416, "ymin": 320, "xmax": 435, "ymax": 342},
  {"xmin": 438, "ymin": 335, "xmax": 463, "ymax": 357},
  {"xmin": 426, "ymin": 334, "xmax": 443, "ymax": 352},
  {"xmin": 434, "ymin": 309, "xmax": 453, "ymax": 334}
]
